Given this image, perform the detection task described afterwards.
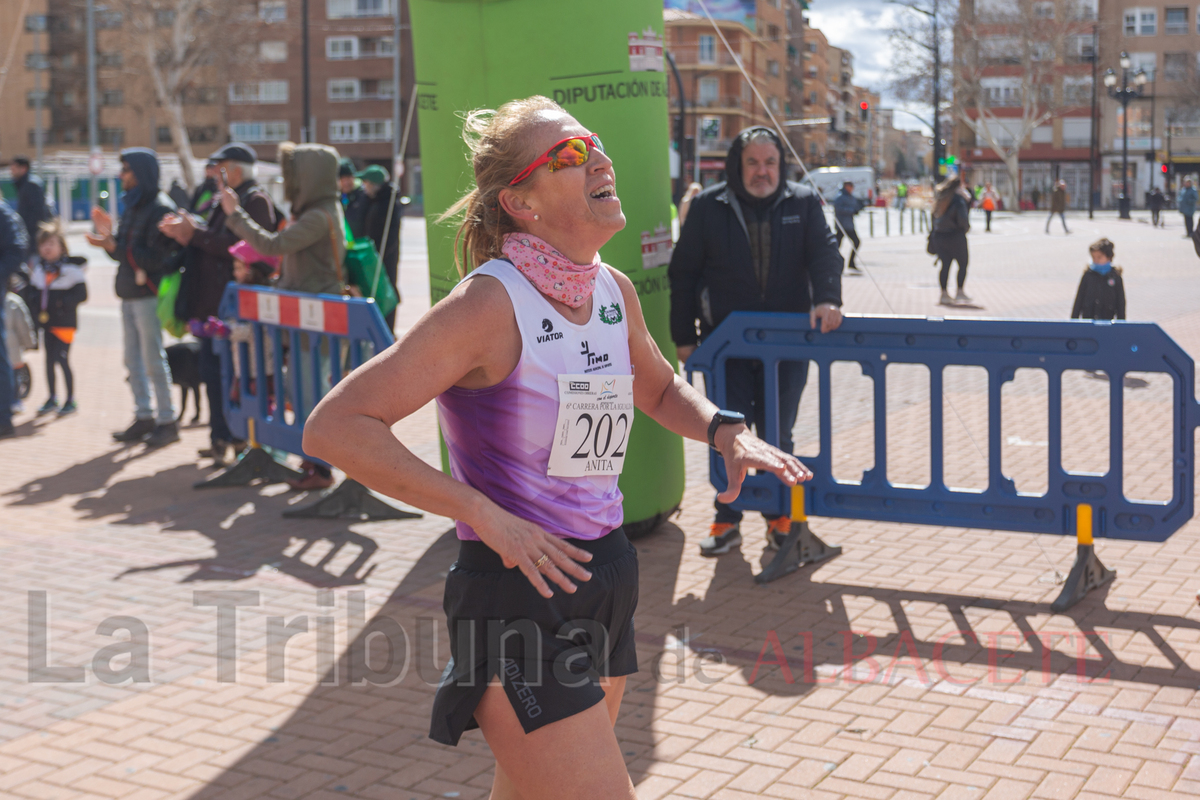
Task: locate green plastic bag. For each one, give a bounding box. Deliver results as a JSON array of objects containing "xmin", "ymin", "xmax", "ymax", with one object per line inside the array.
[
  {"xmin": 345, "ymin": 237, "xmax": 398, "ymax": 321},
  {"xmin": 156, "ymin": 271, "xmax": 188, "ymax": 338}
]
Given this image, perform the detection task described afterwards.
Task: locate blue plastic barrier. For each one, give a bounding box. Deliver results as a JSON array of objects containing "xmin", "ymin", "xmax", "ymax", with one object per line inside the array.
[
  {"xmin": 216, "ymin": 283, "xmax": 395, "ymax": 458},
  {"xmin": 688, "ymin": 313, "xmax": 1196, "ymax": 544}
]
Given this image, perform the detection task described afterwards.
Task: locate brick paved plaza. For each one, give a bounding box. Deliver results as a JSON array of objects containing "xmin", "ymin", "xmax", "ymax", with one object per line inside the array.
[{"xmin": 4, "ymin": 207, "xmax": 1200, "ymax": 799}]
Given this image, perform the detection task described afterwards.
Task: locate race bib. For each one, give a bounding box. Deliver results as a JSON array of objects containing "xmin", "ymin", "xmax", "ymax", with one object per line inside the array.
[{"xmin": 547, "ymin": 374, "xmax": 634, "ymax": 477}]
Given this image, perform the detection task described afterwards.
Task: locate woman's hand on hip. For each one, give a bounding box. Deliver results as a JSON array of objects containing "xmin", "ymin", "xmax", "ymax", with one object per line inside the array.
[{"xmin": 473, "ymin": 507, "xmax": 595, "ymax": 599}]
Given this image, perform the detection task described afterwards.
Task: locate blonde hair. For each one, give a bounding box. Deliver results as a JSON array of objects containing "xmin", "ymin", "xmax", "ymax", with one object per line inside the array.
[
  {"xmin": 36, "ymin": 219, "xmax": 68, "ymax": 255},
  {"xmin": 437, "ymin": 95, "xmax": 565, "ymax": 277}
]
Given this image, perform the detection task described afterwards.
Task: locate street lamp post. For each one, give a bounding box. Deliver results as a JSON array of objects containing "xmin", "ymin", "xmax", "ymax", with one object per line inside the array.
[{"xmin": 1104, "ymin": 52, "xmax": 1148, "ymax": 220}]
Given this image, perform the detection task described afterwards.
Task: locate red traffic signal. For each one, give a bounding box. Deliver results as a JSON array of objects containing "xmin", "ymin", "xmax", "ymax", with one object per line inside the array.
[
  {"xmin": 1161, "ymin": 164, "xmax": 1169, "ymax": 174},
  {"xmin": 859, "ymin": 101, "xmax": 870, "ymax": 111}
]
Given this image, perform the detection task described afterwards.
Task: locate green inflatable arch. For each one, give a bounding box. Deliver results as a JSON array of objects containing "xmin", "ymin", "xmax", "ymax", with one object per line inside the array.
[{"xmin": 409, "ymin": 0, "xmax": 685, "ymax": 535}]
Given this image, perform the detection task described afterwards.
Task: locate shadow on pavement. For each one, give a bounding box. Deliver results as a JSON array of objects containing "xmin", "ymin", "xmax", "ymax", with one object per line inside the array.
[
  {"xmin": 182, "ymin": 518, "xmax": 1200, "ymax": 797},
  {"xmin": 3, "ymin": 442, "xmax": 158, "ymax": 507}
]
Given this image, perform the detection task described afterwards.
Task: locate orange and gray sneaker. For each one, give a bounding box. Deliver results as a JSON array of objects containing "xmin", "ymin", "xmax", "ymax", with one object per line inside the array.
[
  {"xmin": 766, "ymin": 517, "xmax": 793, "ymax": 551},
  {"xmin": 699, "ymin": 522, "xmax": 741, "ymax": 556}
]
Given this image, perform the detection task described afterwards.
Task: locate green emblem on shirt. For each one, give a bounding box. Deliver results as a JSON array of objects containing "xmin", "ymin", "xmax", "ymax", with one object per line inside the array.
[{"xmin": 598, "ymin": 303, "xmax": 623, "ymax": 325}]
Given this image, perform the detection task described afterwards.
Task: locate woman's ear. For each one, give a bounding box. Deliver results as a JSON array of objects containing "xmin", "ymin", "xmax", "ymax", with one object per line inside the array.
[{"xmin": 498, "ymin": 187, "xmax": 537, "ymax": 223}]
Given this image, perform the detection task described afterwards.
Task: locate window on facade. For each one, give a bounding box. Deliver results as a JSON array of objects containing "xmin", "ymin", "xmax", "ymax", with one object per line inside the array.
[
  {"xmin": 157, "ymin": 126, "xmax": 172, "ymax": 144},
  {"xmin": 155, "ymin": 9, "xmax": 176, "ymax": 26},
  {"xmin": 1168, "ymin": 109, "xmax": 1200, "ymax": 137},
  {"xmin": 1069, "ymin": 0, "xmax": 1097, "ymax": 20},
  {"xmin": 26, "ymin": 90, "xmax": 49, "ymax": 108},
  {"xmin": 768, "ymin": 59, "xmax": 780, "ymax": 77},
  {"xmin": 360, "ymin": 37, "xmax": 394, "ymax": 56},
  {"xmin": 809, "ymin": 90, "xmax": 817, "ymax": 104},
  {"xmin": 1164, "ymin": 7, "xmax": 1188, "ymax": 33},
  {"xmin": 768, "ymin": 96, "xmax": 780, "ymax": 113},
  {"xmin": 1124, "ymin": 8, "xmax": 1156, "ymax": 35},
  {"xmin": 328, "ymin": 79, "xmax": 359, "ymax": 101},
  {"xmin": 229, "ymin": 80, "xmax": 289, "ymax": 104},
  {"xmin": 95, "ymin": 10, "xmax": 122, "ymax": 28},
  {"xmin": 25, "ymin": 52, "xmax": 48, "ymax": 70},
  {"xmin": 61, "ymin": 91, "xmax": 75, "ymax": 107},
  {"xmin": 329, "ymin": 120, "xmax": 358, "ymax": 142},
  {"xmin": 981, "ymin": 77, "xmax": 1021, "ymax": 107},
  {"xmin": 698, "ymin": 77, "xmax": 719, "ymax": 106},
  {"xmin": 260, "ymin": 41, "xmax": 287, "ymax": 62},
  {"xmin": 1062, "ymin": 76, "xmax": 1093, "ymax": 105},
  {"xmin": 59, "ymin": 53, "xmax": 76, "ymax": 68},
  {"xmin": 188, "ymin": 126, "xmax": 219, "ymax": 143},
  {"xmin": 1129, "ymin": 51, "xmax": 1157, "ymax": 79},
  {"xmin": 359, "ymin": 120, "xmax": 391, "ymax": 141},
  {"xmin": 327, "ymin": 37, "xmax": 357, "ymax": 59},
  {"xmin": 259, "ymin": 0, "xmax": 287, "ymax": 22},
  {"xmin": 101, "ymin": 89, "xmax": 123, "ymax": 106},
  {"xmin": 230, "ymin": 121, "xmax": 290, "ymax": 143},
  {"xmin": 1061, "ymin": 118, "xmax": 1092, "ymax": 147},
  {"xmin": 768, "ymin": 24, "xmax": 779, "ymax": 42},
  {"xmin": 1068, "ymin": 34, "xmax": 1095, "ymax": 61},
  {"xmin": 25, "ymin": 14, "xmax": 47, "ymax": 31},
  {"xmin": 97, "ymin": 51, "xmax": 122, "ymax": 67},
  {"xmin": 698, "ymin": 35, "xmax": 715, "ymax": 64},
  {"xmin": 1033, "ymin": 1, "xmax": 1054, "ymax": 17},
  {"xmin": 1030, "ymin": 41, "xmax": 1054, "ymax": 61},
  {"xmin": 1164, "ymin": 52, "xmax": 1188, "ymax": 80},
  {"xmin": 327, "ymin": 0, "xmax": 392, "ymax": 19},
  {"xmin": 980, "ymin": 36, "xmax": 1021, "ymax": 64},
  {"xmin": 360, "ymin": 79, "xmax": 393, "ymax": 98},
  {"xmin": 99, "ymin": 128, "xmax": 124, "ymax": 145}
]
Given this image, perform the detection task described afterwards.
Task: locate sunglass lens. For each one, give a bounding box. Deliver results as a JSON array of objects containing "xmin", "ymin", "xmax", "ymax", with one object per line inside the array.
[{"xmin": 548, "ymin": 139, "xmax": 589, "ymax": 171}]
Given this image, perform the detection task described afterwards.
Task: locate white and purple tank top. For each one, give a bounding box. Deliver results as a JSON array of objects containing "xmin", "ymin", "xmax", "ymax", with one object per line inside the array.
[{"xmin": 437, "ymin": 259, "xmax": 632, "ymax": 541}]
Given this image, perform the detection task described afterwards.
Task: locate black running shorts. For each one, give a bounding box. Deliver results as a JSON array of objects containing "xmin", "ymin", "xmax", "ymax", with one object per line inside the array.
[{"xmin": 429, "ymin": 528, "xmax": 639, "ymax": 746}]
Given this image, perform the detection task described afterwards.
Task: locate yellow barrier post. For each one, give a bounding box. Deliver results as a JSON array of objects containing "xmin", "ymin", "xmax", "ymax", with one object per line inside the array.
[
  {"xmin": 756, "ymin": 482, "xmax": 843, "ymax": 584},
  {"xmin": 1050, "ymin": 503, "xmax": 1115, "ymax": 612}
]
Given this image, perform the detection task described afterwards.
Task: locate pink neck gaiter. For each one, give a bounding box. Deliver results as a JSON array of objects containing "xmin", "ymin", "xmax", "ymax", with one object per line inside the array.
[{"xmin": 501, "ymin": 232, "xmax": 601, "ymax": 308}]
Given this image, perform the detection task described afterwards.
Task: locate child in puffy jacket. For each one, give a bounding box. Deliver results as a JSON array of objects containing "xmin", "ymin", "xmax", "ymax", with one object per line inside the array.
[
  {"xmin": 1071, "ymin": 237, "xmax": 1125, "ymax": 322},
  {"xmin": 23, "ymin": 221, "xmax": 87, "ymax": 416}
]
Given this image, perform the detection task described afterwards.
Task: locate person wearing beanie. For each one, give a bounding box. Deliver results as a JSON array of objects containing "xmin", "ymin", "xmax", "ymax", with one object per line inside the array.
[
  {"xmin": 338, "ymin": 157, "xmax": 369, "ymax": 240},
  {"xmin": 357, "ymin": 163, "xmax": 402, "ymax": 329},
  {"xmin": 667, "ymin": 125, "xmax": 844, "ymax": 558}
]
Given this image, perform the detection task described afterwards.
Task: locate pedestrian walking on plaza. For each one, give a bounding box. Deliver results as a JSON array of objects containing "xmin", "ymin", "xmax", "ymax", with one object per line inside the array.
[
  {"xmin": 22, "ymin": 221, "xmax": 86, "ymax": 417},
  {"xmin": 0, "ymin": 198, "xmax": 29, "ymax": 438},
  {"xmin": 303, "ymin": 94, "xmax": 809, "ymax": 800},
  {"xmin": 159, "ymin": 143, "xmax": 277, "ymax": 465},
  {"xmin": 1180, "ymin": 178, "xmax": 1197, "ymax": 239},
  {"xmin": 1031, "ymin": 187, "xmax": 1041, "ymax": 210},
  {"xmin": 338, "ymin": 157, "xmax": 370, "ymax": 240},
  {"xmin": 669, "ymin": 125, "xmax": 843, "ymax": 557},
  {"xmin": 895, "ymin": 180, "xmax": 908, "ymax": 210},
  {"xmin": 931, "ymin": 176, "xmax": 972, "ymax": 306},
  {"xmin": 9, "ymin": 156, "xmax": 53, "ymax": 247},
  {"xmin": 358, "ymin": 164, "xmax": 402, "ymax": 329},
  {"xmin": 223, "ymin": 141, "xmax": 346, "ymax": 490},
  {"xmin": 1071, "ymin": 237, "xmax": 1125, "ymax": 321},
  {"xmin": 981, "ymin": 182, "xmax": 999, "ymax": 232},
  {"xmin": 1046, "ymin": 179, "xmax": 1070, "ymax": 234},
  {"xmin": 1148, "ymin": 186, "xmax": 1166, "ymax": 228},
  {"xmin": 86, "ymin": 148, "xmax": 180, "ymax": 447},
  {"xmin": 833, "ymin": 181, "xmax": 865, "ymax": 272}
]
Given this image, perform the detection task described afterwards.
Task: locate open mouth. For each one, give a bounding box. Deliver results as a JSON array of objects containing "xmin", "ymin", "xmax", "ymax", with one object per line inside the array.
[{"xmin": 590, "ymin": 183, "xmax": 617, "ymax": 200}]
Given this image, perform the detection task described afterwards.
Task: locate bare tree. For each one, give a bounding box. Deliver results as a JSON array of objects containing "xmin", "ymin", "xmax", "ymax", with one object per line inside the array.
[
  {"xmin": 953, "ymin": 0, "xmax": 1094, "ymax": 207},
  {"xmin": 115, "ymin": 0, "xmax": 261, "ymax": 190},
  {"xmin": 887, "ymin": 1, "xmax": 956, "ymax": 133}
]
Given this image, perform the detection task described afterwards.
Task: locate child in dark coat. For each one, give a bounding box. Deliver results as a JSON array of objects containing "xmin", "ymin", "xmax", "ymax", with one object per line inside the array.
[
  {"xmin": 23, "ymin": 221, "xmax": 87, "ymax": 415},
  {"xmin": 1071, "ymin": 237, "xmax": 1125, "ymax": 322}
]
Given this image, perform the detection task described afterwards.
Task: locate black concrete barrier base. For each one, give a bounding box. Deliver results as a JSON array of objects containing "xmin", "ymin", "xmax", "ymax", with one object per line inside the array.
[
  {"xmin": 755, "ymin": 520, "xmax": 842, "ymax": 584},
  {"xmin": 194, "ymin": 447, "xmax": 305, "ymax": 489},
  {"xmin": 1050, "ymin": 544, "xmax": 1115, "ymax": 613},
  {"xmin": 624, "ymin": 505, "xmax": 680, "ymax": 541},
  {"xmin": 282, "ymin": 478, "xmax": 423, "ymax": 521}
]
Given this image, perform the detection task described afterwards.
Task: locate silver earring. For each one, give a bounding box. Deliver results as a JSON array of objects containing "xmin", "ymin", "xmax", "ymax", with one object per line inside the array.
[{"xmin": 534, "ymin": 214, "xmax": 540, "ymax": 221}]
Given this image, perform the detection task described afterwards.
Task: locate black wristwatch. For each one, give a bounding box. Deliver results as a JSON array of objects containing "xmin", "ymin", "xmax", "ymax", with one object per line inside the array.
[{"xmin": 707, "ymin": 409, "xmax": 746, "ymax": 451}]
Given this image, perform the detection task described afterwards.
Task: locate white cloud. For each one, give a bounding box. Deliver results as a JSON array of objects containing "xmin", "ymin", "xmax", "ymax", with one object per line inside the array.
[{"xmin": 807, "ymin": 0, "xmax": 929, "ymax": 132}]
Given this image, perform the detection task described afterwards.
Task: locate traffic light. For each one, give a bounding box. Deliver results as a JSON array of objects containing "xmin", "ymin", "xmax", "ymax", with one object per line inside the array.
[
  {"xmin": 859, "ymin": 100, "xmax": 869, "ymax": 122},
  {"xmin": 1161, "ymin": 163, "xmax": 1169, "ymax": 174}
]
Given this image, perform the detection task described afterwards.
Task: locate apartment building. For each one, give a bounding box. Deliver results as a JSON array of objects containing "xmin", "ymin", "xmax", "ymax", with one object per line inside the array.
[
  {"xmin": 0, "ymin": 0, "xmax": 44, "ymax": 161},
  {"xmin": 1098, "ymin": 0, "xmax": 1200, "ymax": 203},
  {"xmin": 953, "ymin": 0, "xmax": 1100, "ymax": 208},
  {"xmin": 663, "ymin": 1, "xmax": 788, "ymax": 187}
]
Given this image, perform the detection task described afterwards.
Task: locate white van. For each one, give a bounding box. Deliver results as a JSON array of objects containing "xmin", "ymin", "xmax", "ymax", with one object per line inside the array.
[{"xmin": 802, "ymin": 167, "xmax": 875, "ymax": 203}]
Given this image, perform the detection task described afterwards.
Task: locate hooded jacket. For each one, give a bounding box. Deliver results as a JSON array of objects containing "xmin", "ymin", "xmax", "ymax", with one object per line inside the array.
[
  {"xmin": 179, "ymin": 175, "xmax": 277, "ymax": 321},
  {"xmin": 363, "ymin": 180, "xmax": 400, "ymax": 276},
  {"xmin": 668, "ymin": 127, "xmax": 842, "ymax": 347},
  {"xmin": 14, "ymin": 171, "xmax": 51, "ymax": 244},
  {"xmin": 226, "ymin": 143, "xmax": 346, "ymax": 295},
  {"xmin": 110, "ymin": 148, "xmax": 181, "ymax": 300},
  {"xmin": 1071, "ymin": 266, "xmax": 1125, "ymax": 321}
]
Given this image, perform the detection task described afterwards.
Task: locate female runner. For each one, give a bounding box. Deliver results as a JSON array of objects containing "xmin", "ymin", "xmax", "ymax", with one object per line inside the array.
[{"xmin": 304, "ymin": 95, "xmax": 810, "ymax": 799}]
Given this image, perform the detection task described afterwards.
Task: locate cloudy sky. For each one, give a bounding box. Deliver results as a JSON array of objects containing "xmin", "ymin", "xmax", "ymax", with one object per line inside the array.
[{"xmin": 806, "ymin": 0, "xmax": 930, "ymax": 132}]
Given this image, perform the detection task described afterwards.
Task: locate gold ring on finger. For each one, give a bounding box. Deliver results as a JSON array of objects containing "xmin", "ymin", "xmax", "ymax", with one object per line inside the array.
[{"xmin": 533, "ymin": 554, "xmax": 550, "ymax": 570}]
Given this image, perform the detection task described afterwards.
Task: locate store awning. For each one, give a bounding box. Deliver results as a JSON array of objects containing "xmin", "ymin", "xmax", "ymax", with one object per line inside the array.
[{"xmin": 1159, "ymin": 153, "xmax": 1200, "ymax": 164}]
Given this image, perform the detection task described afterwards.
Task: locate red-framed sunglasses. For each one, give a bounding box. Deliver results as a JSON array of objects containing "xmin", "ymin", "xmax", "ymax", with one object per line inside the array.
[{"xmin": 508, "ymin": 133, "xmax": 604, "ymax": 186}]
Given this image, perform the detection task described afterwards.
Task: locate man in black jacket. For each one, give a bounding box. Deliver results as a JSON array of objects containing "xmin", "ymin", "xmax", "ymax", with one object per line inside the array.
[
  {"xmin": 10, "ymin": 156, "xmax": 51, "ymax": 247},
  {"xmin": 159, "ymin": 143, "xmax": 277, "ymax": 463},
  {"xmin": 339, "ymin": 158, "xmax": 370, "ymax": 240},
  {"xmin": 86, "ymin": 148, "xmax": 180, "ymax": 447},
  {"xmin": 358, "ymin": 164, "xmax": 402, "ymax": 329},
  {"xmin": 0, "ymin": 198, "xmax": 30, "ymax": 438},
  {"xmin": 669, "ymin": 126, "xmax": 844, "ymax": 557}
]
